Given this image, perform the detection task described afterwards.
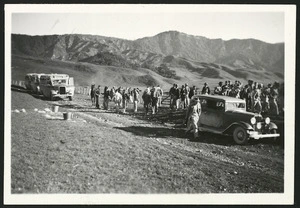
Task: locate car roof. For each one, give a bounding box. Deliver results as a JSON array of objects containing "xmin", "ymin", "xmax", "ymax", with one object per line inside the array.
[{"xmin": 197, "ymin": 94, "xmax": 245, "ymax": 102}]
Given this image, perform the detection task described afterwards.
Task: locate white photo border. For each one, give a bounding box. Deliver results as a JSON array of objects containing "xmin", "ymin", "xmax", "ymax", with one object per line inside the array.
[{"xmin": 4, "ymin": 4, "xmax": 296, "ymax": 205}]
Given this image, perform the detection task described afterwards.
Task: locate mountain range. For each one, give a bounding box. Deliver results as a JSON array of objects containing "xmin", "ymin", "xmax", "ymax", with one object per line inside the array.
[{"xmin": 11, "ymin": 31, "xmax": 284, "ymax": 87}]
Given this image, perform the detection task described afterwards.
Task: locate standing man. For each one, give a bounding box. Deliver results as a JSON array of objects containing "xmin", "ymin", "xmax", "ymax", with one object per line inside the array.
[
  {"xmin": 103, "ymin": 86, "xmax": 110, "ymax": 110},
  {"xmin": 151, "ymin": 86, "xmax": 160, "ymax": 114},
  {"xmin": 270, "ymin": 82, "xmax": 279, "ymax": 116},
  {"xmin": 142, "ymin": 87, "xmax": 152, "ymax": 115},
  {"xmin": 90, "ymin": 84, "xmax": 96, "ymax": 106},
  {"xmin": 174, "ymin": 84, "xmax": 180, "ymax": 110},
  {"xmin": 184, "ymin": 83, "xmax": 190, "ymax": 108},
  {"xmin": 132, "ymin": 88, "xmax": 140, "ymax": 113},
  {"xmin": 185, "ymin": 97, "xmax": 202, "ymax": 139},
  {"xmin": 214, "ymin": 82, "xmax": 223, "ymax": 95},
  {"xmin": 156, "ymin": 85, "xmax": 164, "ymax": 107},
  {"xmin": 201, "ymin": 82, "xmax": 210, "ymax": 95},
  {"xmin": 169, "ymin": 84, "xmax": 177, "ymax": 109},
  {"xmin": 189, "ymin": 85, "xmax": 197, "ymax": 99},
  {"xmin": 253, "ymin": 84, "xmax": 262, "ymax": 114},
  {"xmin": 94, "ymin": 85, "xmax": 101, "ymax": 109}
]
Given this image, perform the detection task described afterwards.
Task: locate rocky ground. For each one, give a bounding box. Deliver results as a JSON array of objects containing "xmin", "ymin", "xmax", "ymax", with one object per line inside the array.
[{"xmin": 10, "ymin": 87, "xmax": 284, "ymax": 193}]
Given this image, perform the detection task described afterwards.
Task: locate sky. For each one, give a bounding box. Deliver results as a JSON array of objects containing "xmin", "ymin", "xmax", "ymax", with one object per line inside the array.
[{"xmin": 11, "ymin": 7, "xmax": 284, "ymax": 44}]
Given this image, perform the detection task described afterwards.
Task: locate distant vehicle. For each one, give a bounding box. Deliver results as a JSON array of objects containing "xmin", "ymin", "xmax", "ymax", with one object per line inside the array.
[
  {"xmin": 197, "ymin": 95, "xmax": 280, "ymax": 145},
  {"xmin": 29, "ymin": 73, "xmax": 46, "ymax": 94},
  {"xmin": 39, "ymin": 74, "xmax": 75, "ymax": 101},
  {"xmin": 24, "ymin": 73, "xmax": 37, "ymax": 91}
]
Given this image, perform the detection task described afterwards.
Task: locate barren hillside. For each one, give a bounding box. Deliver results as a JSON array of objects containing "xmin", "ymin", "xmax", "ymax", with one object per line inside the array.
[{"xmin": 11, "ymin": 31, "xmax": 284, "ymax": 86}]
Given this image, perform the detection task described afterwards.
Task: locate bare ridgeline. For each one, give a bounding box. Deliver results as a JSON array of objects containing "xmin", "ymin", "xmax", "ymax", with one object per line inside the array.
[{"xmin": 11, "ymin": 31, "xmax": 284, "ymax": 193}]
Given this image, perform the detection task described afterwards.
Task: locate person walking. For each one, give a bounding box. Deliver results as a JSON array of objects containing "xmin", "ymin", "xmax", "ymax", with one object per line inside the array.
[
  {"xmin": 185, "ymin": 97, "xmax": 202, "ymax": 139},
  {"xmin": 151, "ymin": 86, "xmax": 160, "ymax": 114}
]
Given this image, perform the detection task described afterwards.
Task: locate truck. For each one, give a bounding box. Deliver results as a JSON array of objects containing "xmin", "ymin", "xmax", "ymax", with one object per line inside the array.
[{"xmin": 39, "ymin": 74, "xmax": 75, "ymax": 101}]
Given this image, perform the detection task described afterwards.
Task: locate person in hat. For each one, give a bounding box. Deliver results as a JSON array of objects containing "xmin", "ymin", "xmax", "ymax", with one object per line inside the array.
[{"xmin": 185, "ymin": 97, "xmax": 202, "ymax": 139}]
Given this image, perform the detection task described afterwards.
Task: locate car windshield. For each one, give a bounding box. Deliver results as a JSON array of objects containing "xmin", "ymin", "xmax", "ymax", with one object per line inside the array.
[
  {"xmin": 203, "ymin": 99, "xmax": 225, "ymax": 111},
  {"xmin": 52, "ymin": 79, "xmax": 67, "ymax": 85},
  {"xmin": 226, "ymin": 102, "xmax": 246, "ymax": 111}
]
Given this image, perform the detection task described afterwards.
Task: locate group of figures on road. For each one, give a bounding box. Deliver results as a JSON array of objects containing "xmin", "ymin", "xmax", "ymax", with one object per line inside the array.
[
  {"xmin": 169, "ymin": 80, "xmax": 284, "ymax": 116},
  {"xmin": 89, "ymin": 79, "xmax": 283, "ymax": 140},
  {"xmin": 90, "ymin": 84, "xmax": 163, "ymax": 115}
]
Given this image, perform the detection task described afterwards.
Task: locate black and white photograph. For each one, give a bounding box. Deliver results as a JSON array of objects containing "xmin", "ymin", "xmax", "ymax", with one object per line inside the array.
[{"xmin": 4, "ymin": 4, "xmax": 296, "ymax": 205}]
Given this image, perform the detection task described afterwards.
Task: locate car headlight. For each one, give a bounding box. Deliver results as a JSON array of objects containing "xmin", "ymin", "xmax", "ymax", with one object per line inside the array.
[
  {"xmin": 265, "ymin": 117, "xmax": 270, "ymax": 124},
  {"xmin": 256, "ymin": 122, "xmax": 262, "ymax": 129},
  {"xmin": 250, "ymin": 117, "xmax": 256, "ymax": 125}
]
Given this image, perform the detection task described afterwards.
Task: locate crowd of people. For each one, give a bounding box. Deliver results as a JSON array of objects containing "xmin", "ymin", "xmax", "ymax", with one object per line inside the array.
[
  {"xmin": 90, "ymin": 79, "xmax": 284, "ymax": 117},
  {"xmin": 89, "ymin": 79, "xmax": 283, "ymax": 140},
  {"xmin": 169, "ymin": 80, "xmax": 284, "ymax": 116},
  {"xmin": 90, "ymin": 84, "xmax": 164, "ymax": 115}
]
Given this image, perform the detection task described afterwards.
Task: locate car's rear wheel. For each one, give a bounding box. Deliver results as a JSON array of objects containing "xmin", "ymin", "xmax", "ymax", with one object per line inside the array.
[
  {"xmin": 233, "ymin": 126, "xmax": 249, "ymax": 145},
  {"xmin": 50, "ymin": 92, "xmax": 54, "ymax": 101}
]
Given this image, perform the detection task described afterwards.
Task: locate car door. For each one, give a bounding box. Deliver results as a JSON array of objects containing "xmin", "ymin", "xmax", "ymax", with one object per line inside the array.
[{"xmin": 199, "ymin": 98, "xmax": 225, "ymax": 129}]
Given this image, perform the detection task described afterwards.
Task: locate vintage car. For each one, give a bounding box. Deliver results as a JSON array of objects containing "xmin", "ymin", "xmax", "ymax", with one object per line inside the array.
[
  {"xmin": 39, "ymin": 74, "xmax": 75, "ymax": 101},
  {"xmin": 197, "ymin": 95, "xmax": 280, "ymax": 145}
]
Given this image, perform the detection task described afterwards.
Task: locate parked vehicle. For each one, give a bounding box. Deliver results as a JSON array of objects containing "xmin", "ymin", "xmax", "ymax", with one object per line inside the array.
[
  {"xmin": 24, "ymin": 73, "xmax": 37, "ymax": 91},
  {"xmin": 29, "ymin": 73, "xmax": 46, "ymax": 94},
  {"xmin": 197, "ymin": 95, "xmax": 280, "ymax": 145},
  {"xmin": 39, "ymin": 74, "xmax": 75, "ymax": 101}
]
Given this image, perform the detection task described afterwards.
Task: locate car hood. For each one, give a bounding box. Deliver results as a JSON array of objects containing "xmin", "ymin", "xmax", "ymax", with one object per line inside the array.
[{"xmin": 226, "ymin": 110, "xmax": 263, "ymax": 121}]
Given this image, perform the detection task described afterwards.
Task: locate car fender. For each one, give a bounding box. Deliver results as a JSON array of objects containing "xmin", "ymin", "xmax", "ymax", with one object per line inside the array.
[
  {"xmin": 268, "ymin": 122, "xmax": 278, "ymax": 130},
  {"xmin": 223, "ymin": 121, "xmax": 254, "ymax": 135},
  {"xmin": 51, "ymin": 89, "xmax": 57, "ymax": 95}
]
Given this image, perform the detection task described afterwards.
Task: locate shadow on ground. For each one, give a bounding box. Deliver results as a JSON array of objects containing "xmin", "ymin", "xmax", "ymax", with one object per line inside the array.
[{"xmin": 114, "ymin": 126, "xmax": 187, "ymax": 139}]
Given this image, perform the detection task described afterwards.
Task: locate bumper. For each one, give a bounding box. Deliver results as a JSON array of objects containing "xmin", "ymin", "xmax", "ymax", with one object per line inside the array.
[
  {"xmin": 248, "ymin": 131, "xmax": 280, "ymax": 140},
  {"xmin": 53, "ymin": 93, "xmax": 73, "ymax": 98}
]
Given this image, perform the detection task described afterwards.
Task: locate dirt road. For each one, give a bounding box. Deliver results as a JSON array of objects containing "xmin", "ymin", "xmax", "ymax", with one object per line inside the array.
[{"xmin": 10, "ymin": 88, "xmax": 284, "ymax": 193}]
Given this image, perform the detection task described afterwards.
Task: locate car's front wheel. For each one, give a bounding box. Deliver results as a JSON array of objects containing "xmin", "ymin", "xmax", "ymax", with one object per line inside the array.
[
  {"xmin": 270, "ymin": 129, "xmax": 280, "ymax": 143},
  {"xmin": 233, "ymin": 126, "xmax": 249, "ymax": 145}
]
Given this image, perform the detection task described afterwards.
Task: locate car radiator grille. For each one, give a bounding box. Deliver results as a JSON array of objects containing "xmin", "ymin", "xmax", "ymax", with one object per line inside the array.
[{"xmin": 60, "ymin": 87, "xmax": 66, "ymax": 94}]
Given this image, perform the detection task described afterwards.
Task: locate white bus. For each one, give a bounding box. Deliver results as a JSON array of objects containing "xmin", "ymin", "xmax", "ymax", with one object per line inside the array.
[
  {"xmin": 39, "ymin": 74, "xmax": 75, "ymax": 101},
  {"xmin": 24, "ymin": 73, "xmax": 37, "ymax": 91}
]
